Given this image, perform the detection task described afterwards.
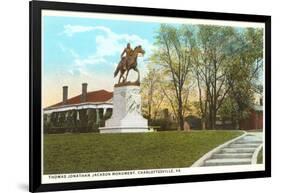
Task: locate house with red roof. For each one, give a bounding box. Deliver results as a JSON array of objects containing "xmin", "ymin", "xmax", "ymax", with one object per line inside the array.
[{"xmin": 43, "ymin": 83, "xmax": 113, "ymax": 133}]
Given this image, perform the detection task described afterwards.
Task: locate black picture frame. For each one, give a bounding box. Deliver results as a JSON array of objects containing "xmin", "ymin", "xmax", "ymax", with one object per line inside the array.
[{"xmin": 29, "ymin": 0, "xmax": 271, "ymax": 192}]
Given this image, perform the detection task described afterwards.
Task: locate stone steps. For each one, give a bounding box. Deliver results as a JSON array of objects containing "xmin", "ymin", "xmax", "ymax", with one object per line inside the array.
[
  {"xmin": 220, "ymin": 147, "xmax": 256, "ymax": 153},
  {"xmin": 235, "ymin": 141, "xmax": 262, "ymax": 144},
  {"xmin": 212, "ymin": 153, "xmax": 252, "ymax": 159},
  {"xmin": 235, "ymin": 140, "xmax": 262, "ymax": 144},
  {"xmin": 199, "ymin": 133, "xmax": 263, "ymax": 167},
  {"xmin": 204, "ymin": 158, "xmax": 251, "ymax": 166},
  {"xmin": 235, "ymin": 138, "xmax": 263, "ymax": 144},
  {"xmin": 229, "ymin": 143, "xmax": 260, "ymax": 148}
]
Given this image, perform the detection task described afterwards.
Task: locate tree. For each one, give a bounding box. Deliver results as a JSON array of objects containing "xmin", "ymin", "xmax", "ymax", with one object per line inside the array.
[
  {"xmin": 141, "ymin": 66, "xmax": 165, "ymax": 122},
  {"xmin": 191, "ymin": 25, "xmax": 237, "ymax": 129},
  {"xmin": 148, "ymin": 24, "xmax": 264, "ymax": 130},
  {"xmin": 150, "ymin": 24, "xmax": 194, "ymax": 130},
  {"xmin": 223, "ymin": 28, "xmax": 264, "ymax": 129}
]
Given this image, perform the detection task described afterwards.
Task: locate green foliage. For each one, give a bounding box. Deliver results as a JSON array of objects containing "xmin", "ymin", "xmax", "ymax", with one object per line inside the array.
[
  {"xmin": 141, "ymin": 67, "xmax": 165, "ymax": 121},
  {"xmin": 149, "ymin": 118, "xmax": 175, "ymax": 131},
  {"xmin": 223, "ymin": 28, "xmax": 263, "ymax": 127},
  {"xmin": 146, "ymin": 24, "xmax": 264, "ymax": 130},
  {"xmin": 150, "ymin": 24, "xmax": 195, "ymax": 130},
  {"xmin": 44, "ymin": 131, "xmax": 242, "ymax": 174},
  {"xmin": 44, "ymin": 108, "xmax": 113, "ymax": 134}
]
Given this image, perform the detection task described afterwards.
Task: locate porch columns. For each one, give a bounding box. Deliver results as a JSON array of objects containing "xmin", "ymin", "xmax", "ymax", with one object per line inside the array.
[{"xmin": 96, "ymin": 109, "xmax": 100, "ymax": 124}]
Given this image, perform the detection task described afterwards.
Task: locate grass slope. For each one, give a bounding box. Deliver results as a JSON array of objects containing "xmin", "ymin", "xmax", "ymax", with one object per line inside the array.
[{"xmin": 44, "ymin": 131, "xmax": 242, "ymax": 174}]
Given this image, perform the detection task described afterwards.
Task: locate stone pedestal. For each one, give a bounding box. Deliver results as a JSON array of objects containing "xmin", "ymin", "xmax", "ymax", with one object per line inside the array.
[{"xmin": 99, "ymin": 85, "xmax": 149, "ymax": 133}]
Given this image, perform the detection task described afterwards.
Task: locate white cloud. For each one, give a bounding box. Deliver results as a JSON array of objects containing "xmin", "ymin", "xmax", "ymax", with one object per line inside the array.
[
  {"xmin": 61, "ymin": 25, "xmax": 95, "ymax": 37},
  {"xmin": 60, "ymin": 25, "xmax": 154, "ymax": 80}
]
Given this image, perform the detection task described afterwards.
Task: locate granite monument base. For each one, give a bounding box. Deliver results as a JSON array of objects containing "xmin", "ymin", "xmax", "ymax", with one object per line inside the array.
[{"xmin": 99, "ymin": 84, "xmax": 149, "ymax": 133}]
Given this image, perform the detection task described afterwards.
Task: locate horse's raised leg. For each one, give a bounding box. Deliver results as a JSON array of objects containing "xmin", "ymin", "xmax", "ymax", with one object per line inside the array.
[
  {"xmin": 121, "ymin": 70, "xmax": 127, "ymax": 83},
  {"xmin": 118, "ymin": 70, "xmax": 123, "ymax": 83},
  {"xmin": 118, "ymin": 75, "xmax": 121, "ymax": 83},
  {"xmin": 124, "ymin": 69, "xmax": 130, "ymax": 82},
  {"xmin": 134, "ymin": 67, "xmax": 140, "ymax": 84},
  {"xmin": 121, "ymin": 73, "xmax": 125, "ymax": 83}
]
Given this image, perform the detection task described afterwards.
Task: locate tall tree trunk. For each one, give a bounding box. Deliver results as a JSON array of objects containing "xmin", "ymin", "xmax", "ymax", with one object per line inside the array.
[
  {"xmin": 212, "ymin": 108, "xmax": 216, "ymax": 130},
  {"xmin": 209, "ymin": 106, "xmax": 212, "ymax": 129},
  {"xmin": 202, "ymin": 117, "xmax": 206, "ymax": 130},
  {"xmin": 208, "ymin": 98, "xmax": 214, "ymax": 129},
  {"xmin": 178, "ymin": 93, "xmax": 184, "ymax": 130},
  {"xmin": 204, "ymin": 92, "xmax": 209, "ymax": 129},
  {"xmin": 148, "ymin": 101, "xmax": 151, "ymax": 121}
]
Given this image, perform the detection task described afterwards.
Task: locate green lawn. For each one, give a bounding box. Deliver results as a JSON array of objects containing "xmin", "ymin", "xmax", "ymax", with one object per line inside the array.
[{"xmin": 44, "ymin": 131, "xmax": 242, "ymax": 174}]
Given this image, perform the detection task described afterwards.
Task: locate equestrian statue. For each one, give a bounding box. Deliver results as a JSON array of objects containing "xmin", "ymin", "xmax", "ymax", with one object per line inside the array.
[{"xmin": 114, "ymin": 43, "xmax": 145, "ymax": 85}]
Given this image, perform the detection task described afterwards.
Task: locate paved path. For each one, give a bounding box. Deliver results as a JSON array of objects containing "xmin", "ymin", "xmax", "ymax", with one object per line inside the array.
[{"xmin": 201, "ymin": 132, "xmax": 263, "ymax": 167}]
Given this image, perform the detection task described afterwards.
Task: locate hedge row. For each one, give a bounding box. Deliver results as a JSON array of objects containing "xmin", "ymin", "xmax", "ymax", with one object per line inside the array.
[{"xmin": 44, "ymin": 108, "xmax": 112, "ymax": 134}]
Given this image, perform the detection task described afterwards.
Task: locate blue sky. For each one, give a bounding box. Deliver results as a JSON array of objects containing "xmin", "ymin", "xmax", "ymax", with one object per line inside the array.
[
  {"xmin": 43, "ymin": 16, "xmax": 158, "ymax": 76},
  {"xmin": 43, "ymin": 15, "xmax": 160, "ymax": 107}
]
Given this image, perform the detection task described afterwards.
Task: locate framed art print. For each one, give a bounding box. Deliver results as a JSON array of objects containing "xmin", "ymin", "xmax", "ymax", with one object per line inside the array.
[{"xmin": 30, "ymin": 0, "xmax": 271, "ymax": 192}]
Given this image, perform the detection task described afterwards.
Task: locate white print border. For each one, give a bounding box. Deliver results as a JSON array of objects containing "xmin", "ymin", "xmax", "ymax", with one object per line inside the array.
[{"xmin": 42, "ymin": 164, "xmax": 265, "ymax": 184}]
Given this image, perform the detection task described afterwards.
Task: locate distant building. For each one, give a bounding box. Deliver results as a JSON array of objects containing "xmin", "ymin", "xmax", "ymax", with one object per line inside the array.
[
  {"xmin": 215, "ymin": 103, "xmax": 263, "ymax": 130},
  {"xmin": 239, "ymin": 104, "xmax": 263, "ymax": 130},
  {"xmin": 43, "ymin": 83, "xmax": 113, "ymax": 133}
]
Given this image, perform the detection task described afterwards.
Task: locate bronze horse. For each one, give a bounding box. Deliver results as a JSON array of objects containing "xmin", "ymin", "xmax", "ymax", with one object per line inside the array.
[{"xmin": 114, "ymin": 45, "xmax": 145, "ymax": 84}]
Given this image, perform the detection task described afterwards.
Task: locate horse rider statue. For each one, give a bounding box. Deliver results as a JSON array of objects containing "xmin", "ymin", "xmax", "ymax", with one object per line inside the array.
[
  {"xmin": 120, "ymin": 43, "xmax": 133, "ymax": 70},
  {"xmin": 114, "ymin": 43, "xmax": 145, "ymax": 84}
]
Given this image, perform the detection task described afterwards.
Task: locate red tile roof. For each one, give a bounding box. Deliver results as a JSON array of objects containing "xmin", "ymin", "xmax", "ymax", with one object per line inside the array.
[{"xmin": 47, "ymin": 89, "xmax": 113, "ymax": 108}]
